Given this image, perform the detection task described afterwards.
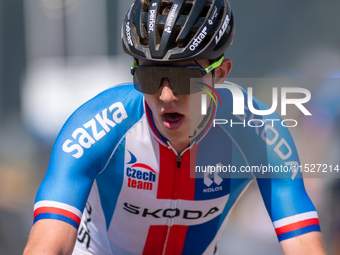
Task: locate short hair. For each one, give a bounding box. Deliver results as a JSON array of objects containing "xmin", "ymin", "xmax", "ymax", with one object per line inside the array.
[
  {"xmin": 142, "ymin": 0, "xmax": 171, "ymax": 15},
  {"xmin": 141, "ymin": 0, "xmax": 150, "ymax": 11}
]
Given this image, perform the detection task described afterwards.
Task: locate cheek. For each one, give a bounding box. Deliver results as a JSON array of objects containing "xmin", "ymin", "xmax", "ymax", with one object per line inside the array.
[{"xmin": 144, "ymin": 94, "xmax": 159, "ymax": 108}]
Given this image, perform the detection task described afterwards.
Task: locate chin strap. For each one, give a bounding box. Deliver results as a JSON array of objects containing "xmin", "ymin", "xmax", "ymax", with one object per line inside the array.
[
  {"xmin": 189, "ymin": 98, "xmax": 213, "ymax": 139},
  {"xmin": 190, "ymin": 60, "xmax": 216, "ymax": 141}
]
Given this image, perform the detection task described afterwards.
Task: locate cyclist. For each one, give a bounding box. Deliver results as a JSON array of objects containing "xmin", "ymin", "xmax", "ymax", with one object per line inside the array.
[{"xmin": 24, "ymin": 0, "xmax": 326, "ymax": 254}]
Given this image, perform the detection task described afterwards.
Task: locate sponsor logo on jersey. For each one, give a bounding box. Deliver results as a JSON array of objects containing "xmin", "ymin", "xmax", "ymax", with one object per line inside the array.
[
  {"xmin": 203, "ymin": 163, "xmax": 223, "ymax": 193},
  {"xmin": 126, "ymin": 151, "xmax": 156, "ymax": 191},
  {"xmin": 62, "ymin": 102, "xmax": 128, "ymax": 158},
  {"xmin": 123, "ymin": 203, "xmax": 220, "ymax": 219},
  {"xmin": 77, "ymin": 202, "xmax": 92, "ymax": 249}
]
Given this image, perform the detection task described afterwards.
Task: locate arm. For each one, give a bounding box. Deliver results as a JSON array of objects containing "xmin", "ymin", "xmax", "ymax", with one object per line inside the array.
[
  {"xmin": 24, "ymin": 220, "xmax": 77, "ymax": 255},
  {"xmin": 256, "ymin": 176, "xmax": 326, "ymax": 255},
  {"xmin": 217, "ymin": 84, "xmax": 326, "ymax": 253},
  {"xmin": 280, "ymin": 231, "xmax": 326, "ymax": 255},
  {"xmin": 244, "ymin": 89, "xmax": 326, "ymax": 254},
  {"xmin": 23, "ymin": 85, "xmax": 142, "ymax": 254}
]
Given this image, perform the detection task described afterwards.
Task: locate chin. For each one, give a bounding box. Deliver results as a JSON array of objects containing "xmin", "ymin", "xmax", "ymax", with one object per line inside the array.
[{"xmin": 164, "ymin": 129, "xmax": 189, "ymax": 143}]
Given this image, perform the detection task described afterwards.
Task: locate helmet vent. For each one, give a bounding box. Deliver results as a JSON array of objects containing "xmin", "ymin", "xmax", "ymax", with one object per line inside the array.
[
  {"xmin": 123, "ymin": 0, "xmax": 235, "ymax": 61},
  {"xmin": 216, "ymin": 6, "xmax": 224, "ymax": 21},
  {"xmin": 142, "ymin": 0, "xmax": 150, "ymax": 12},
  {"xmin": 199, "ymin": 4, "xmax": 211, "ymax": 18},
  {"xmin": 157, "ymin": 26, "xmax": 163, "ymax": 45},
  {"xmin": 160, "ymin": 1, "xmax": 174, "ymax": 15},
  {"xmin": 183, "ymin": 2, "xmax": 193, "ymax": 15},
  {"xmin": 141, "ymin": 24, "xmax": 148, "ymax": 45}
]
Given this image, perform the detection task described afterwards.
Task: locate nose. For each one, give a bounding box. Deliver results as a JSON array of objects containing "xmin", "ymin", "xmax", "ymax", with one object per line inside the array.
[{"xmin": 159, "ymin": 79, "xmax": 178, "ymax": 103}]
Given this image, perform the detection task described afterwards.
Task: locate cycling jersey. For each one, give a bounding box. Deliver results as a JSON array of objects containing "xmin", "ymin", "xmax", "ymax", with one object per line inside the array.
[{"xmin": 33, "ymin": 83, "xmax": 320, "ymax": 255}]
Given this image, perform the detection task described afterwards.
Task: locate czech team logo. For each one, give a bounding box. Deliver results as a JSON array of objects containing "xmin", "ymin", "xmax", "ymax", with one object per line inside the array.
[{"xmin": 126, "ymin": 150, "xmax": 156, "ymax": 191}]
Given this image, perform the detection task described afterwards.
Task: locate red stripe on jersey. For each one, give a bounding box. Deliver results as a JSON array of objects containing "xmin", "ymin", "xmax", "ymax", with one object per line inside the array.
[
  {"xmin": 157, "ymin": 144, "xmax": 197, "ymax": 200},
  {"xmin": 275, "ymin": 218, "xmax": 319, "ymax": 235},
  {"xmin": 34, "ymin": 207, "xmax": 81, "ymax": 225},
  {"xmin": 157, "ymin": 145, "xmax": 176, "ymax": 199},
  {"xmin": 164, "ymin": 225, "xmax": 188, "ymax": 255},
  {"xmin": 177, "ymin": 144, "xmax": 198, "ymax": 200},
  {"xmin": 143, "ymin": 225, "xmax": 169, "ymax": 255}
]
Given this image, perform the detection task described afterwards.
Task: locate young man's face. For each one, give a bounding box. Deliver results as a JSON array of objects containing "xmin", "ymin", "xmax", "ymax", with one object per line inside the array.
[{"xmin": 140, "ymin": 59, "xmax": 226, "ymax": 150}]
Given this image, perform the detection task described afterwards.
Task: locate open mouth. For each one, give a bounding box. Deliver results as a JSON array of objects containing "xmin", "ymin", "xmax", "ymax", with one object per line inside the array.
[{"xmin": 162, "ymin": 112, "xmax": 184, "ymax": 129}]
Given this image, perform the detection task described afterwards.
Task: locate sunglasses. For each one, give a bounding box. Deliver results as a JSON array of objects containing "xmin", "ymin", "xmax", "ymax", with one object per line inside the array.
[{"xmin": 130, "ymin": 56, "xmax": 224, "ymax": 95}]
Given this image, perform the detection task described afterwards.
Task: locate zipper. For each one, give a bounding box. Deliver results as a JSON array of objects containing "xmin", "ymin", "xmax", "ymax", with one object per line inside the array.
[
  {"xmin": 176, "ymin": 155, "xmax": 181, "ymax": 168},
  {"xmin": 167, "ymin": 141, "xmax": 195, "ymax": 168},
  {"xmin": 162, "ymin": 142, "xmax": 195, "ymax": 255}
]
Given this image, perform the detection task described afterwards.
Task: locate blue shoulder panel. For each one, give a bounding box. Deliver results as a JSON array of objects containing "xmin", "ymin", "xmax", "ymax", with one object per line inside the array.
[
  {"xmin": 35, "ymin": 84, "xmax": 144, "ymax": 224},
  {"xmin": 215, "ymin": 83, "xmax": 319, "ymax": 241}
]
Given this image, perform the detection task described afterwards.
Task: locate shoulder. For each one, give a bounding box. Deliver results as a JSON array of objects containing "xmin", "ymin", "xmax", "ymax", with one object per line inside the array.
[
  {"xmin": 32, "ymin": 84, "xmax": 146, "ymax": 228},
  {"xmin": 214, "ymin": 81, "xmax": 300, "ymax": 178},
  {"xmin": 55, "ymin": 83, "xmax": 145, "ymax": 160}
]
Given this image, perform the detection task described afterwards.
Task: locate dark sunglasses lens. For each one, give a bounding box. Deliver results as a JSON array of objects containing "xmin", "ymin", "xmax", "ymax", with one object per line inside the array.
[
  {"xmin": 133, "ymin": 67, "xmax": 159, "ymax": 94},
  {"xmin": 132, "ymin": 73, "xmax": 143, "ymax": 93},
  {"xmin": 171, "ymin": 68, "xmax": 203, "ymax": 95},
  {"xmin": 133, "ymin": 66, "xmax": 205, "ymax": 95}
]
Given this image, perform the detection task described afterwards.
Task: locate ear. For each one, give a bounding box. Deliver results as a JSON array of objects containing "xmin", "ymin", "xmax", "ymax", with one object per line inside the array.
[{"xmin": 215, "ymin": 59, "xmax": 232, "ymax": 84}]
